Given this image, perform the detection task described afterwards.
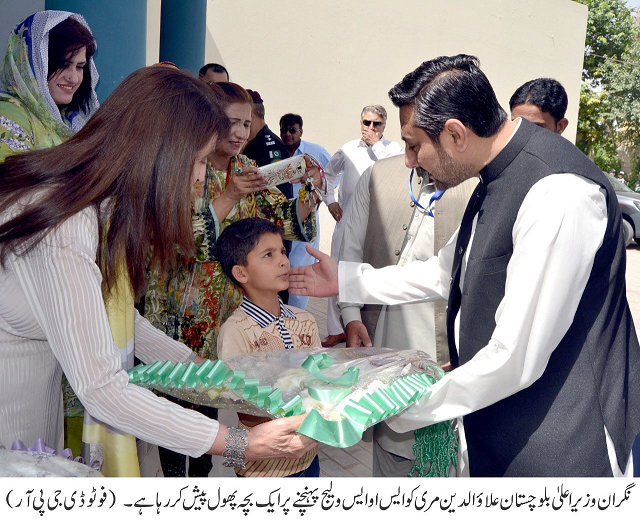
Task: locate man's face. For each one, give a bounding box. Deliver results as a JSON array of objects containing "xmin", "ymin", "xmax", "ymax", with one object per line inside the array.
[
  {"xmin": 361, "ymin": 110, "xmax": 385, "ymax": 135},
  {"xmin": 399, "ymin": 105, "xmax": 474, "ymax": 190},
  {"xmin": 202, "ymin": 68, "xmax": 229, "ymax": 85},
  {"xmin": 511, "ymin": 103, "xmax": 564, "ymax": 134},
  {"xmin": 280, "ymin": 123, "xmax": 302, "ymax": 149}
]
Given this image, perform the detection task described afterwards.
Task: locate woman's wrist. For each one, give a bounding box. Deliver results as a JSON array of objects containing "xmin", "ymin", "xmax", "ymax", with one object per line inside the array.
[
  {"xmin": 221, "ymin": 427, "xmax": 249, "ymax": 469},
  {"xmin": 221, "ymin": 189, "xmax": 240, "ymax": 204},
  {"xmin": 208, "ymin": 423, "xmax": 229, "ymax": 455}
]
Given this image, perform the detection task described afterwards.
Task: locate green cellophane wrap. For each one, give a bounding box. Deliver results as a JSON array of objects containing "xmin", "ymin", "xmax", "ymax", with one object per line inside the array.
[{"xmin": 128, "ymin": 347, "xmax": 456, "ymax": 472}]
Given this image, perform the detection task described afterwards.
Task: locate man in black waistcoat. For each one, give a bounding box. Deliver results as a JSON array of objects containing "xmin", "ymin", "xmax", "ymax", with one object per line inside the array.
[{"xmin": 289, "ymin": 54, "xmax": 640, "ymax": 477}]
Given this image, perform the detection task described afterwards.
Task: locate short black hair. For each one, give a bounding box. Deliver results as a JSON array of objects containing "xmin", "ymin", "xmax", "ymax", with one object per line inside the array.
[
  {"xmin": 215, "ymin": 218, "xmax": 284, "ymax": 286},
  {"xmin": 199, "ymin": 63, "xmax": 229, "ymax": 80},
  {"xmin": 388, "ymin": 54, "xmax": 506, "ymax": 143},
  {"xmin": 48, "ymin": 17, "xmax": 96, "ymax": 113},
  {"xmin": 509, "ymin": 78, "xmax": 568, "ymax": 124},
  {"xmin": 280, "ymin": 113, "xmax": 303, "ymax": 129}
]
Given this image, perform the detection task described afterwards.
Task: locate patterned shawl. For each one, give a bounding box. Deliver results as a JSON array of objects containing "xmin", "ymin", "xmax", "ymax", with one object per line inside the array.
[{"xmin": 0, "ymin": 10, "xmax": 99, "ymax": 146}]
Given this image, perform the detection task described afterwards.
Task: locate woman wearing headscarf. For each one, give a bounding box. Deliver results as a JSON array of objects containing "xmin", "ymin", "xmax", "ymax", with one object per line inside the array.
[
  {"xmin": 0, "ymin": 66, "xmax": 315, "ymax": 477},
  {"xmin": 0, "ymin": 11, "xmax": 100, "ymax": 455},
  {"xmin": 0, "ymin": 11, "xmax": 99, "ymax": 160}
]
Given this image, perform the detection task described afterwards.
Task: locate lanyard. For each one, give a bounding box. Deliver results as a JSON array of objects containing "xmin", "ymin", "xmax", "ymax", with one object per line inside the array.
[{"xmin": 409, "ymin": 168, "xmax": 445, "ymax": 217}]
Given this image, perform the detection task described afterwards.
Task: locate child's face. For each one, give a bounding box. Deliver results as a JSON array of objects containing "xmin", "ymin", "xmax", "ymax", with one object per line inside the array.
[{"xmin": 239, "ymin": 233, "xmax": 290, "ymax": 293}]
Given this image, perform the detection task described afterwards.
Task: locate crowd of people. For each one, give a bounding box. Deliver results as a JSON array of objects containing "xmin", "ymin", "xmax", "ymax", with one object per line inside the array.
[{"xmin": 0, "ymin": 9, "xmax": 638, "ymax": 479}]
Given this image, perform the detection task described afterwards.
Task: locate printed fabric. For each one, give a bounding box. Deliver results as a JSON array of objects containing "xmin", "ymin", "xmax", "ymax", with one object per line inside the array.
[
  {"xmin": 0, "ymin": 11, "xmax": 99, "ymax": 426},
  {"xmin": 0, "ymin": 10, "xmax": 99, "ymax": 161},
  {"xmin": 144, "ymin": 154, "xmax": 316, "ymax": 360}
]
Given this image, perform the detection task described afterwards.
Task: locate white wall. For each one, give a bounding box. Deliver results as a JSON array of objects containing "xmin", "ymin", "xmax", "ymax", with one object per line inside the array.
[
  {"xmin": 202, "ymin": 0, "xmax": 587, "ymax": 154},
  {"xmin": 2, "ymin": 0, "xmax": 587, "ymax": 155},
  {"xmin": 146, "ymin": 0, "xmax": 161, "ymax": 66}
]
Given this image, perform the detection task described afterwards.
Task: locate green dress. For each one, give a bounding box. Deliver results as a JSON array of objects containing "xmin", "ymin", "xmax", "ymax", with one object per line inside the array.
[{"xmin": 0, "ymin": 21, "xmax": 84, "ymax": 160}]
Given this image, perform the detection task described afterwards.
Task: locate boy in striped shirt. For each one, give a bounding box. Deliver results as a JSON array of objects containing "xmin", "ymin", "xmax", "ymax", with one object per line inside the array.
[{"xmin": 216, "ymin": 218, "xmax": 320, "ymax": 477}]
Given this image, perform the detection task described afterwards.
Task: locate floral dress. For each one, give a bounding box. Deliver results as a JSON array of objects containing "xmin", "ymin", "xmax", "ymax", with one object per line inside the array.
[{"xmin": 144, "ymin": 154, "xmax": 316, "ymax": 360}]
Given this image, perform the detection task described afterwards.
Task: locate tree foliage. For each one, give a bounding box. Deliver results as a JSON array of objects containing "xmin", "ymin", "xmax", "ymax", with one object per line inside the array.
[
  {"xmin": 576, "ymin": 84, "xmax": 620, "ymax": 171},
  {"xmin": 602, "ymin": 31, "xmax": 640, "ymax": 147},
  {"xmin": 574, "ymin": 0, "xmax": 638, "ymax": 173},
  {"xmin": 577, "ymin": 0, "xmax": 636, "ymax": 84}
]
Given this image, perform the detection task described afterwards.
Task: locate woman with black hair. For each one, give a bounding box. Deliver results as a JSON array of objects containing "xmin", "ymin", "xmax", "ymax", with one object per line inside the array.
[{"xmin": 0, "ymin": 10, "xmax": 98, "ymax": 161}]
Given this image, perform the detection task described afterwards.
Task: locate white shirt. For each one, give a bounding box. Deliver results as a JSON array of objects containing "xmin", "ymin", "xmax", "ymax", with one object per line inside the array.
[
  {"xmin": 340, "ymin": 172, "xmax": 632, "ymax": 476},
  {"xmin": 324, "ymin": 137, "xmax": 404, "ymax": 208},
  {"xmin": 288, "ymin": 140, "xmax": 332, "ymax": 264},
  {"xmin": 288, "ymin": 140, "xmax": 333, "ymax": 308},
  {"xmin": 0, "ymin": 207, "xmax": 218, "ymax": 457}
]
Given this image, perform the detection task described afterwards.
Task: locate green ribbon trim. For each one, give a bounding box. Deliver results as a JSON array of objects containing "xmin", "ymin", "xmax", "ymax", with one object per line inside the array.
[
  {"xmin": 301, "ymin": 353, "xmax": 360, "ymax": 387},
  {"xmin": 307, "ymin": 380, "xmax": 352, "ymax": 403},
  {"xmin": 128, "ymin": 354, "xmax": 442, "ymax": 450},
  {"xmin": 297, "ymin": 409, "xmax": 363, "ymax": 447}
]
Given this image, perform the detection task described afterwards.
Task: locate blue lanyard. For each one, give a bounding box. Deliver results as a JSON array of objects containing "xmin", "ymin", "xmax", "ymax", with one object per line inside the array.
[{"xmin": 409, "ymin": 169, "xmax": 445, "ymax": 217}]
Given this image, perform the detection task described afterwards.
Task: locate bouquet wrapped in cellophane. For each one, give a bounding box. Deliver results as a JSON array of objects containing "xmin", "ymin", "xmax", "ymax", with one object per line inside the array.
[
  {"xmin": 128, "ymin": 347, "xmax": 457, "ymax": 475},
  {"xmin": 129, "ymin": 347, "xmax": 438, "ymax": 443}
]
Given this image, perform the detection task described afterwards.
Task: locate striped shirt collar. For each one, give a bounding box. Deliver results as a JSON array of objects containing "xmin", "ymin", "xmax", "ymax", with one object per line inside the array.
[
  {"xmin": 240, "ymin": 296, "xmax": 297, "ymax": 350},
  {"xmin": 240, "ymin": 296, "xmax": 296, "ymax": 328}
]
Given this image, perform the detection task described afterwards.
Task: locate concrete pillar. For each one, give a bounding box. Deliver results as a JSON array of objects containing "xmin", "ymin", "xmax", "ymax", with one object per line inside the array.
[
  {"xmin": 159, "ymin": 0, "xmax": 206, "ymax": 74},
  {"xmin": 45, "ymin": 0, "xmax": 147, "ymax": 102}
]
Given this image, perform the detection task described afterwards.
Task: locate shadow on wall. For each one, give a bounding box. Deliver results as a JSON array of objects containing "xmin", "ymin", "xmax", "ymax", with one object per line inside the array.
[{"xmin": 204, "ymin": 27, "xmax": 226, "ymax": 77}]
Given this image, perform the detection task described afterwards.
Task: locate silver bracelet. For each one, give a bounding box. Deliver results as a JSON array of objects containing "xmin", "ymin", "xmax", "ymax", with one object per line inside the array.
[{"xmin": 222, "ymin": 427, "xmax": 249, "ymax": 469}]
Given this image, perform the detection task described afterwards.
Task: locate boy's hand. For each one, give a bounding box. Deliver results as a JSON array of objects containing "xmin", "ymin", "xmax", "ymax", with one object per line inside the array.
[{"xmin": 289, "ymin": 246, "xmax": 339, "ymax": 297}]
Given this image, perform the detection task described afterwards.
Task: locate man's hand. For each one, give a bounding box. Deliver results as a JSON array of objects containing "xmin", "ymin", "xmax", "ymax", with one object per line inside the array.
[
  {"xmin": 328, "ymin": 202, "xmax": 342, "ymax": 222},
  {"xmin": 345, "ymin": 321, "xmax": 372, "ymax": 347},
  {"xmin": 361, "ymin": 127, "xmax": 381, "ymax": 146},
  {"xmin": 289, "ymin": 245, "xmax": 339, "ymax": 297}
]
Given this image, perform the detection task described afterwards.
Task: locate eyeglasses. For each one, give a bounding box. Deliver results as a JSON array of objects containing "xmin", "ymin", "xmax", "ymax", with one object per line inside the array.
[
  {"xmin": 362, "ymin": 119, "xmax": 384, "ymax": 128},
  {"xmin": 281, "ymin": 126, "xmax": 300, "ymax": 134}
]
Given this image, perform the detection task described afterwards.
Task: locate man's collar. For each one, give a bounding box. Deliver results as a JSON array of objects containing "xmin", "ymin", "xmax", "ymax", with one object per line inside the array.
[{"xmin": 478, "ymin": 118, "xmax": 532, "ymax": 184}]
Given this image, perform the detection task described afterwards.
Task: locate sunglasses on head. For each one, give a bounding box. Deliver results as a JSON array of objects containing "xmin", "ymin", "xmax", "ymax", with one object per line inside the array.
[
  {"xmin": 281, "ymin": 126, "xmax": 300, "ymax": 134},
  {"xmin": 362, "ymin": 119, "xmax": 384, "ymax": 128}
]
